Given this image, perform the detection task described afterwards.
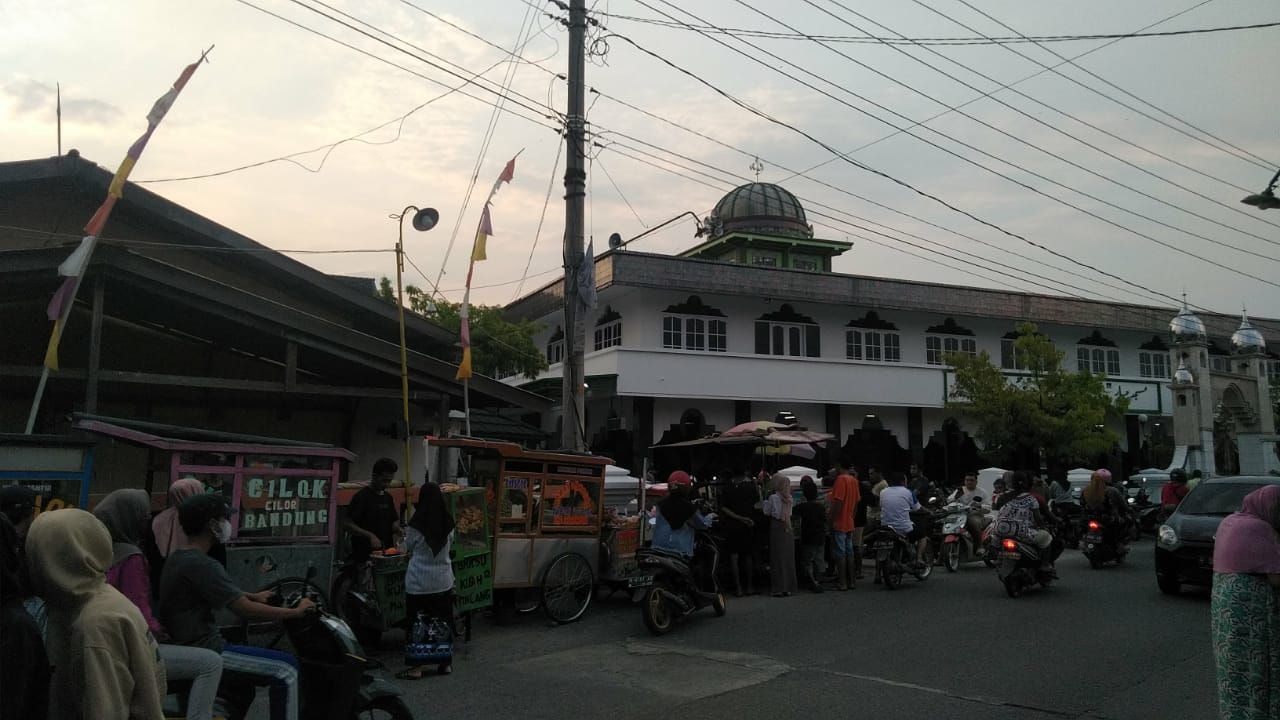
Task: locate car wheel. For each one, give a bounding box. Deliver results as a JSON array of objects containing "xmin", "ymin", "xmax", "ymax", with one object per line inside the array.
[{"xmin": 1157, "ymin": 573, "xmax": 1181, "ymax": 596}]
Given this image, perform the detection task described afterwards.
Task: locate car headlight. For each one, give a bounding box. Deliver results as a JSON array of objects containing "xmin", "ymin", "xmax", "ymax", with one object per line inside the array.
[{"xmin": 1157, "ymin": 524, "xmax": 1178, "ymax": 547}]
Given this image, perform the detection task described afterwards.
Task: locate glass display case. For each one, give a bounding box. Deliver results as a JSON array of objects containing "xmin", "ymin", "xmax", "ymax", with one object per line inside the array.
[{"xmin": 444, "ymin": 486, "xmax": 492, "ymax": 613}]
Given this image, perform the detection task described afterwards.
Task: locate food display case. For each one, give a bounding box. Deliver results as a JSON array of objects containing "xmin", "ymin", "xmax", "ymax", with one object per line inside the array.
[{"xmin": 443, "ymin": 486, "xmax": 491, "ymax": 613}]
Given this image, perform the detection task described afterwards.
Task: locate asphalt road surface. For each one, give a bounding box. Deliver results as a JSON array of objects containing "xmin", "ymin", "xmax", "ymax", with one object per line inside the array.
[{"xmin": 259, "ymin": 538, "xmax": 1219, "ymax": 719}]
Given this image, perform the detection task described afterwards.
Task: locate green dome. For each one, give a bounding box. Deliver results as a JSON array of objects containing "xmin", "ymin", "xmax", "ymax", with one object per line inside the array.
[{"xmin": 707, "ymin": 183, "xmax": 812, "ymax": 240}]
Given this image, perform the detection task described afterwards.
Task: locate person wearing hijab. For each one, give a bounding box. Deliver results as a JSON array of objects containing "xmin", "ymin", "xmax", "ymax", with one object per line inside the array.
[
  {"xmin": 1, "ymin": 513, "xmax": 49, "ymax": 720},
  {"xmin": 27, "ymin": 508, "xmax": 167, "ymax": 720},
  {"xmin": 652, "ymin": 471, "xmax": 713, "ymax": 560},
  {"xmin": 1211, "ymin": 484, "xmax": 1280, "ymax": 720},
  {"xmin": 151, "ymin": 479, "xmax": 205, "ymax": 560},
  {"xmin": 761, "ymin": 473, "xmax": 797, "ymax": 597},
  {"xmin": 94, "ymin": 490, "xmax": 223, "ymax": 720},
  {"xmin": 400, "ymin": 482, "xmax": 457, "ymax": 678}
]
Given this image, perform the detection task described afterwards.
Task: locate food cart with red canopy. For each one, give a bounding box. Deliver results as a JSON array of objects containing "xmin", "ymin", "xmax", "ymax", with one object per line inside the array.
[{"xmin": 72, "ymin": 414, "xmax": 354, "ymax": 597}]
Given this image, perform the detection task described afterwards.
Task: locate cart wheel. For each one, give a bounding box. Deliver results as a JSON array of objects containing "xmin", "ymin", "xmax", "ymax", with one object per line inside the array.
[{"xmin": 541, "ymin": 552, "xmax": 594, "ymax": 624}]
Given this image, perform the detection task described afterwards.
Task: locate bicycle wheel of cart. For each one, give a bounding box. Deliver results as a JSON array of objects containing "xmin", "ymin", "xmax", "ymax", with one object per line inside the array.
[{"xmin": 541, "ymin": 552, "xmax": 594, "ymax": 624}]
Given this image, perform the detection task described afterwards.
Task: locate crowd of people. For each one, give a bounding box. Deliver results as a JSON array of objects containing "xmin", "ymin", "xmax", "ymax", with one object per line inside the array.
[
  {"xmin": 652, "ymin": 462, "xmax": 1003, "ymax": 596},
  {"xmin": 1, "ymin": 454, "xmax": 1275, "ymax": 719}
]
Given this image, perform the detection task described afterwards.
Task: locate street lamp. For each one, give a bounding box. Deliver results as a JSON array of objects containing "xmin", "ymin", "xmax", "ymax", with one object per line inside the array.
[
  {"xmin": 391, "ymin": 205, "xmax": 439, "ymax": 494},
  {"xmin": 1241, "ymin": 168, "xmax": 1280, "ymax": 210}
]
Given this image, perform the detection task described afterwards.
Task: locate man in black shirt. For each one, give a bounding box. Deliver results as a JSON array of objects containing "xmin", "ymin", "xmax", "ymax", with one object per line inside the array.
[
  {"xmin": 344, "ymin": 457, "xmax": 403, "ymax": 563},
  {"xmin": 717, "ymin": 469, "xmax": 758, "ymax": 596}
]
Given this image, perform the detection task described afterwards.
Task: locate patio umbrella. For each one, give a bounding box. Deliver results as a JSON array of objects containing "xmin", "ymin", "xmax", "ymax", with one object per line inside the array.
[{"xmin": 721, "ymin": 420, "xmax": 792, "ymax": 437}]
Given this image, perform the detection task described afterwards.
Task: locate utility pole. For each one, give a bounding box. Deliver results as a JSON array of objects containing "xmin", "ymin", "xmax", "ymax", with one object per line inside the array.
[{"xmin": 560, "ymin": 0, "xmax": 587, "ymax": 451}]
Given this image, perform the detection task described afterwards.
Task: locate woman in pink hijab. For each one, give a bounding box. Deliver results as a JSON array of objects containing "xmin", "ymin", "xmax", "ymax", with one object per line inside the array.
[
  {"xmin": 151, "ymin": 478, "xmax": 206, "ymax": 559},
  {"xmin": 1211, "ymin": 484, "xmax": 1280, "ymax": 720}
]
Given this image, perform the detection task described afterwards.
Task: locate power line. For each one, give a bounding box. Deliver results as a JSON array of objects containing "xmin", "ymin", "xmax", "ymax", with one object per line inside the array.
[
  {"xmin": 601, "ymin": 142, "xmax": 1126, "ymax": 299},
  {"xmin": 434, "ymin": 3, "xmax": 539, "ymax": 294},
  {"xmin": 776, "ymin": 0, "xmax": 1226, "ymax": 187},
  {"xmin": 600, "ymin": 132, "xmax": 1153, "ymax": 304},
  {"xmin": 600, "ymin": 139, "xmax": 1132, "ymax": 302},
  {"xmin": 288, "ymin": 0, "xmax": 559, "ymax": 123},
  {"xmin": 228, "ymin": 0, "xmax": 560, "ymax": 132},
  {"xmin": 948, "ymin": 0, "xmax": 1278, "ymax": 172},
  {"xmin": 595, "ymin": 154, "xmax": 647, "ymax": 228},
  {"xmin": 512, "ymin": 139, "xmax": 565, "ymax": 301},
  {"xmin": 394, "ymin": 0, "xmax": 1149, "ymax": 300},
  {"xmin": 135, "ymin": 57, "xmax": 512, "ymax": 184},
  {"xmin": 602, "ymin": 12, "xmax": 1280, "ymax": 45},
  {"xmin": 658, "ymin": 0, "xmax": 1279, "ymax": 267},
  {"xmin": 812, "ymin": 0, "xmax": 1280, "ymax": 241},
  {"xmin": 616, "ymin": 2, "xmax": 1280, "ymax": 289}
]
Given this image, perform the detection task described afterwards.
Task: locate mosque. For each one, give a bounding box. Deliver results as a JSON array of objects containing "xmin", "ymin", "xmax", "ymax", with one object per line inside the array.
[{"xmin": 505, "ymin": 181, "xmax": 1279, "ymax": 480}]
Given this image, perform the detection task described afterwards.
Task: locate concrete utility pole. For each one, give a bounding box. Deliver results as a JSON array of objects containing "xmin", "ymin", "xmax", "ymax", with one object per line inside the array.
[{"xmin": 560, "ymin": 0, "xmax": 588, "ymax": 451}]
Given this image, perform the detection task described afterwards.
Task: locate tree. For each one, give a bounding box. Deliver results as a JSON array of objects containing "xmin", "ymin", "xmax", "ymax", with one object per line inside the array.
[
  {"xmin": 947, "ymin": 322, "xmax": 1130, "ymax": 469},
  {"xmin": 376, "ymin": 277, "xmax": 548, "ymax": 380}
]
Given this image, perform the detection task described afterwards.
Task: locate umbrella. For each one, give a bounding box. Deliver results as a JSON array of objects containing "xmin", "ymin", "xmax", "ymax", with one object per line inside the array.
[{"xmin": 721, "ymin": 420, "xmax": 792, "ymax": 437}]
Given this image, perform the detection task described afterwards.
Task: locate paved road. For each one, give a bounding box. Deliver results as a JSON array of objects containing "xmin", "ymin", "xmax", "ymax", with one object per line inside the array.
[
  {"xmin": 372, "ymin": 538, "xmax": 1216, "ymax": 720},
  {"xmin": 246, "ymin": 538, "xmax": 1216, "ymax": 719}
]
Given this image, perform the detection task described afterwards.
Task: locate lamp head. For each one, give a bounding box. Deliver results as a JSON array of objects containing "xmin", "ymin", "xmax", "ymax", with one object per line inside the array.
[{"xmin": 411, "ymin": 207, "xmax": 440, "ymax": 232}]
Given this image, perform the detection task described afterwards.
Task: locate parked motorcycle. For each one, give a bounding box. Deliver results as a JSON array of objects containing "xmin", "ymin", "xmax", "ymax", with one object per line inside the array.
[
  {"xmin": 330, "ymin": 557, "xmax": 390, "ymax": 649},
  {"xmin": 634, "ymin": 528, "xmax": 726, "ymax": 635},
  {"xmin": 866, "ymin": 524, "xmax": 932, "ymax": 590},
  {"xmin": 994, "ymin": 535, "xmax": 1059, "ymax": 598},
  {"xmin": 211, "ymin": 568, "xmax": 412, "ymax": 720},
  {"xmin": 1080, "ymin": 516, "xmax": 1128, "ymax": 569},
  {"xmin": 939, "ymin": 499, "xmax": 988, "ymax": 572}
]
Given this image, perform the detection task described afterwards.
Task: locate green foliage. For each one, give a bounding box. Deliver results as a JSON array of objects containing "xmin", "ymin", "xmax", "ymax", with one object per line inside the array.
[
  {"xmin": 376, "ymin": 277, "xmax": 548, "ymax": 380},
  {"xmin": 946, "ymin": 322, "xmax": 1130, "ymax": 468}
]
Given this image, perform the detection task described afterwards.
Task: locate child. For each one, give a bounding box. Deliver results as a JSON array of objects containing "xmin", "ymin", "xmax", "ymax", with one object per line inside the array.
[{"xmin": 795, "ymin": 477, "xmax": 827, "ymax": 593}]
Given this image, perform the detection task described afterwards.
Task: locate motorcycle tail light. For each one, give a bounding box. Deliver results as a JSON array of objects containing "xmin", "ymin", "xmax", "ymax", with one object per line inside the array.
[
  {"xmin": 1001, "ymin": 538, "xmax": 1018, "ymax": 551},
  {"xmin": 1087, "ymin": 520, "xmax": 1101, "ymax": 531}
]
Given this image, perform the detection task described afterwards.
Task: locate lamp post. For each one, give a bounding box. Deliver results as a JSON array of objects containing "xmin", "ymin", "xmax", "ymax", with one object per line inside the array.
[
  {"xmin": 391, "ymin": 205, "xmax": 439, "ymax": 493},
  {"xmin": 1241, "ymin": 168, "xmax": 1280, "ymax": 210}
]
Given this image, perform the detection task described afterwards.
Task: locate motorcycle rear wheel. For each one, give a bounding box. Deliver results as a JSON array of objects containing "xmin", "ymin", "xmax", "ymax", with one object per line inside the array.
[
  {"xmin": 882, "ymin": 548, "xmax": 905, "ymax": 590},
  {"xmin": 1088, "ymin": 553, "xmax": 1103, "ymax": 570},
  {"xmin": 942, "ymin": 543, "xmax": 960, "ymax": 573},
  {"xmin": 642, "ymin": 586, "xmax": 673, "ymax": 635},
  {"xmin": 1003, "ymin": 576, "xmax": 1022, "ymax": 598},
  {"xmin": 351, "ymin": 696, "xmax": 414, "ymax": 720},
  {"xmin": 712, "ymin": 592, "xmax": 727, "ymax": 617}
]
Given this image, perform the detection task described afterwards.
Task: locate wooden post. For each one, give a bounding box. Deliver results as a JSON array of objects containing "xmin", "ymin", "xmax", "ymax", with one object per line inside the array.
[{"xmin": 85, "ymin": 277, "xmax": 105, "ymax": 414}]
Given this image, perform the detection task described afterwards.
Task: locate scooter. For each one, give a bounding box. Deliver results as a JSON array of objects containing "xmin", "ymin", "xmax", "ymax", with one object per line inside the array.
[
  {"xmin": 215, "ymin": 567, "xmax": 412, "ymax": 720},
  {"xmin": 866, "ymin": 525, "xmax": 932, "ymax": 590},
  {"xmin": 940, "ymin": 499, "xmax": 989, "ymax": 572},
  {"xmin": 331, "ymin": 556, "xmax": 391, "ymax": 649},
  {"xmin": 1080, "ymin": 516, "xmax": 1128, "ymax": 569},
  {"xmin": 634, "ymin": 528, "xmax": 727, "ymax": 635},
  {"xmin": 995, "ymin": 535, "xmax": 1060, "ymax": 598}
]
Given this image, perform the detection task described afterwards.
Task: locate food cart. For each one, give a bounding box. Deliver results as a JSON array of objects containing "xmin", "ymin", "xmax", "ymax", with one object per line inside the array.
[
  {"xmin": 0, "ymin": 434, "xmax": 94, "ymax": 511},
  {"xmin": 428, "ymin": 437, "xmax": 611, "ymax": 624},
  {"xmin": 71, "ymin": 415, "xmax": 353, "ymax": 602}
]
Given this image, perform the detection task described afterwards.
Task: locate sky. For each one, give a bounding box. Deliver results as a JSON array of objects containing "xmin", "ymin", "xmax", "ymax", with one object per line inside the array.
[{"xmin": 3, "ymin": 0, "xmax": 1279, "ymax": 322}]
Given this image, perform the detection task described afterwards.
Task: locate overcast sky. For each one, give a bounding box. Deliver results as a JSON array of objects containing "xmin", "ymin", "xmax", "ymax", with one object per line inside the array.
[{"xmin": 4, "ymin": 0, "xmax": 1278, "ymax": 322}]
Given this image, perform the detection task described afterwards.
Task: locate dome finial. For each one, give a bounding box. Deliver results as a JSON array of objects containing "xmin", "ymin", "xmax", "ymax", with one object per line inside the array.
[
  {"xmin": 1169, "ymin": 294, "xmax": 1206, "ymax": 343},
  {"xmin": 1231, "ymin": 305, "xmax": 1266, "ymax": 353},
  {"xmin": 750, "ymin": 156, "xmax": 763, "ymax": 181}
]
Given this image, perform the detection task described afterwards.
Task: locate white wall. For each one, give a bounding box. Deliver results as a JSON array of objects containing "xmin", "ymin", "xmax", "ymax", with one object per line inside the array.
[{"xmin": 348, "ymin": 397, "xmax": 430, "ymax": 486}]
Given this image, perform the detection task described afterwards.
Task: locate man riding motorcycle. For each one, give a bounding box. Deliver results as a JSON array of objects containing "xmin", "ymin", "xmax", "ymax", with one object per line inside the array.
[
  {"xmin": 991, "ymin": 471, "xmax": 1056, "ymax": 572},
  {"xmin": 948, "ymin": 472, "xmax": 990, "ymax": 556}
]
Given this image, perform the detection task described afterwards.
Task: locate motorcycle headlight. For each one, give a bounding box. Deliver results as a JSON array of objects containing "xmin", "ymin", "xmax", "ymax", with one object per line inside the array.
[{"xmin": 1157, "ymin": 524, "xmax": 1178, "ymax": 547}]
